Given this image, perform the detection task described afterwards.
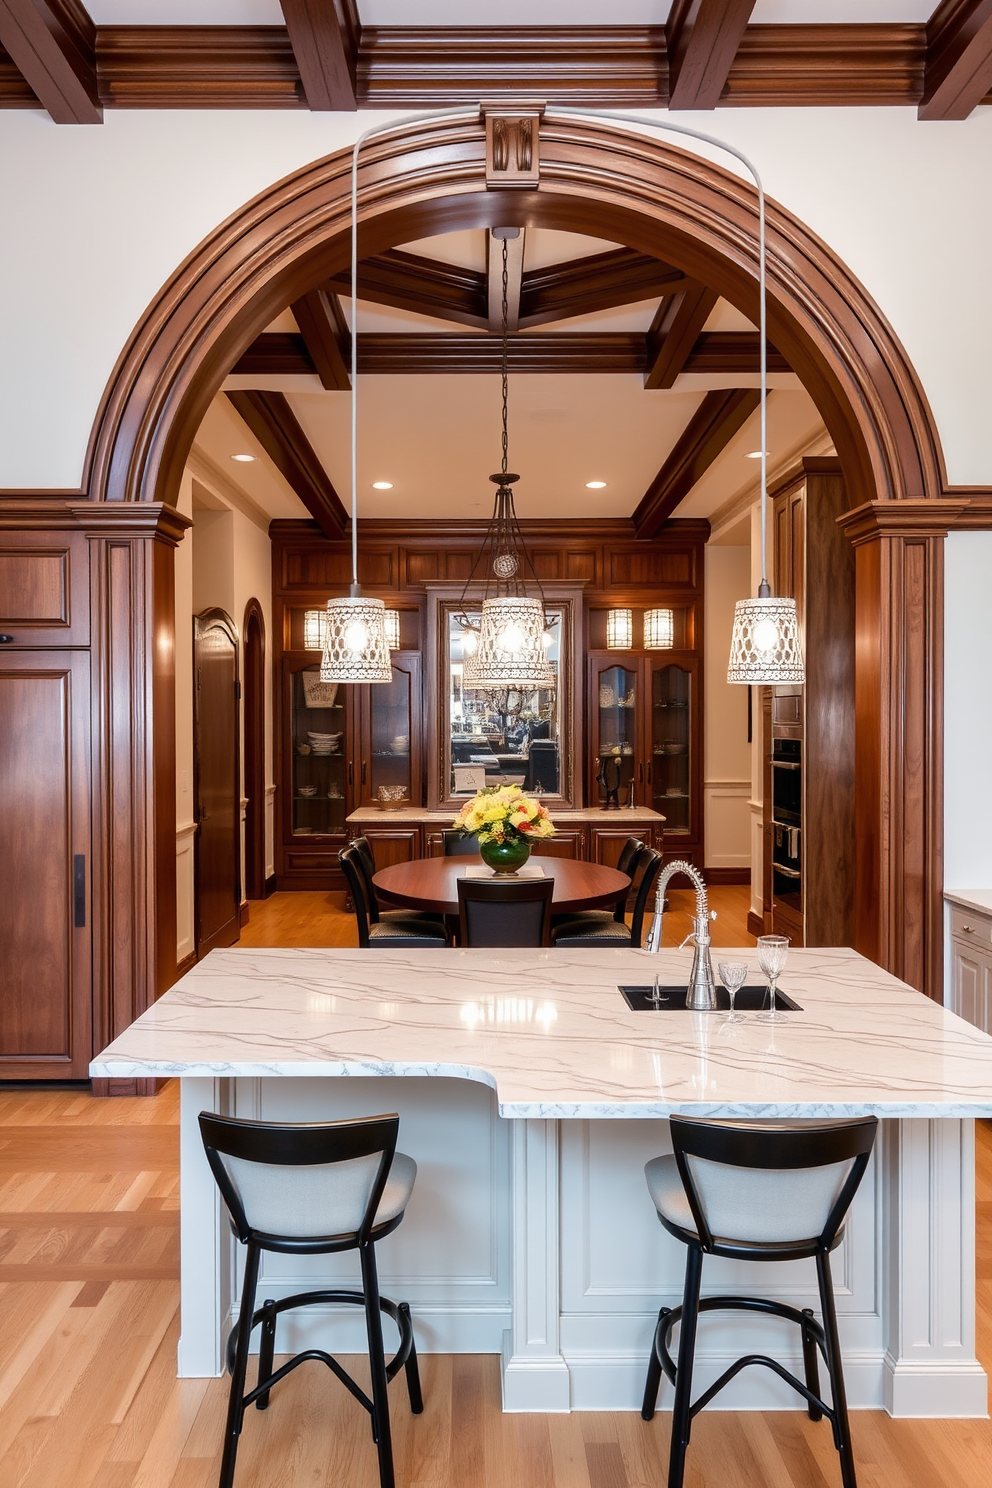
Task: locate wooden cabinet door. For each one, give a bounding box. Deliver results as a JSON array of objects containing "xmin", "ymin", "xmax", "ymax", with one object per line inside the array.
[
  {"xmin": 0, "ymin": 529, "xmax": 90, "ymax": 647},
  {"xmin": 587, "ymin": 654, "xmax": 639, "ymax": 807},
  {"xmin": 532, "ymin": 828, "xmax": 584, "ymax": 860},
  {"xmin": 356, "ymin": 651, "xmax": 422, "ymax": 807},
  {"xmin": 951, "ymin": 940, "xmax": 984, "ymax": 1029},
  {"xmin": 0, "ymin": 651, "xmax": 91, "ymax": 1078},
  {"xmin": 361, "ymin": 828, "xmax": 421, "ymax": 870}
]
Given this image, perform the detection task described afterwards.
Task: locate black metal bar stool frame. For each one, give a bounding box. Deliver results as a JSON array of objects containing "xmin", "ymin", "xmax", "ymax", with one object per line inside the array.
[
  {"xmin": 200, "ymin": 1111, "xmax": 424, "ymax": 1488},
  {"xmin": 641, "ymin": 1115, "xmax": 877, "ymax": 1488}
]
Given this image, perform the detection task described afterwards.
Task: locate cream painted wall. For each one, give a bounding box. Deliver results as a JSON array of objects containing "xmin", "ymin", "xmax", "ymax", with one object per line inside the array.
[
  {"xmin": 944, "ymin": 532, "xmax": 992, "ymax": 892},
  {"xmin": 703, "ymin": 545, "xmax": 751, "ymax": 870},
  {"xmin": 1, "ymin": 107, "xmax": 991, "ymax": 491},
  {"xmin": 180, "ymin": 476, "xmax": 277, "ymax": 950}
]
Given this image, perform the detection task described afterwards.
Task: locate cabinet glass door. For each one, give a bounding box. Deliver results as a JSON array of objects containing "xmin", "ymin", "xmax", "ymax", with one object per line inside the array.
[
  {"xmin": 291, "ymin": 668, "xmax": 347, "ymax": 838},
  {"xmin": 367, "ymin": 657, "xmax": 415, "ymax": 804},
  {"xmin": 651, "ymin": 663, "xmax": 691, "ymax": 832},
  {"xmin": 595, "ymin": 663, "xmax": 637, "ymax": 805}
]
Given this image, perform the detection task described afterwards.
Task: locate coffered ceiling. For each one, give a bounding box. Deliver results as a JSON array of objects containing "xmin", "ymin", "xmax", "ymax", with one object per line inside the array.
[
  {"xmin": 1, "ymin": 0, "xmax": 989, "ymax": 121},
  {"xmin": 198, "ymin": 223, "xmax": 826, "ymax": 528}
]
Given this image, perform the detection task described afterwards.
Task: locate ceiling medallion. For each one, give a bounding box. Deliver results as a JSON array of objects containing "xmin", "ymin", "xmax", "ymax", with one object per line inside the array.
[{"xmin": 460, "ymin": 230, "xmax": 554, "ymax": 692}]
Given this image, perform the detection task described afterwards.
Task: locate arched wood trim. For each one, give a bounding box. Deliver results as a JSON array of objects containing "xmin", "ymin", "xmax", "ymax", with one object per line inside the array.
[{"xmin": 76, "ymin": 112, "xmax": 953, "ymax": 999}]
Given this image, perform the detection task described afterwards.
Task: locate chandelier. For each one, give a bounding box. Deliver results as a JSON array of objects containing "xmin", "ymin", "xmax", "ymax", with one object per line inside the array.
[{"xmin": 459, "ymin": 230, "xmax": 554, "ymax": 692}]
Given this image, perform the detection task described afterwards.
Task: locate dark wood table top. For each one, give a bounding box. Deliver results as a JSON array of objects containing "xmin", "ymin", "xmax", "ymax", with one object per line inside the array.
[{"xmin": 373, "ymin": 856, "xmax": 630, "ymax": 916}]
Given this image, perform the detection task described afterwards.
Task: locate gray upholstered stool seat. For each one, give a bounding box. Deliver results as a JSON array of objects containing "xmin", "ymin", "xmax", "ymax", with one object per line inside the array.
[{"xmin": 220, "ymin": 1150, "xmax": 417, "ymax": 1240}]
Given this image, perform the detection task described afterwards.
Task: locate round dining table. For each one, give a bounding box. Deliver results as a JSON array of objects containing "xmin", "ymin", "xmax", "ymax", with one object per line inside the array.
[{"xmin": 373, "ymin": 856, "xmax": 630, "ymax": 916}]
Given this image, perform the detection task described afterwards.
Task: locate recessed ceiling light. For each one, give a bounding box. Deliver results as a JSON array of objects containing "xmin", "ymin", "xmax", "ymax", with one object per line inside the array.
[
  {"xmin": 585, "ymin": 480, "xmax": 607, "ymax": 489},
  {"xmin": 745, "ymin": 450, "xmax": 771, "ymax": 460},
  {"xmin": 371, "ymin": 480, "xmax": 393, "ymax": 490},
  {"xmin": 231, "ymin": 453, "xmax": 255, "ymax": 463}
]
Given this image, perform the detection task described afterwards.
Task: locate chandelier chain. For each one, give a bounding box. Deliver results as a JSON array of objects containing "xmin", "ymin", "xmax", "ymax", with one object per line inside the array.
[{"xmin": 500, "ymin": 236, "xmax": 509, "ymax": 478}]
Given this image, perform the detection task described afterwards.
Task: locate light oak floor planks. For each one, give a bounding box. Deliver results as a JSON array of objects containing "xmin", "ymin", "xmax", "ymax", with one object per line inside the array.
[{"xmin": 5, "ymin": 893, "xmax": 992, "ymax": 1486}]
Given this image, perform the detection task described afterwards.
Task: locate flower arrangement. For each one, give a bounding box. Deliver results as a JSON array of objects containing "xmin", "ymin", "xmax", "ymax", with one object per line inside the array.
[{"xmin": 453, "ymin": 785, "xmax": 556, "ymax": 846}]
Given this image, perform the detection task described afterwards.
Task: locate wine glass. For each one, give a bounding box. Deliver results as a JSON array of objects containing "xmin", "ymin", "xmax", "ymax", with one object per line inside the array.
[
  {"xmin": 717, "ymin": 960, "xmax": 748, "ymax": 1023},
  {"xmin": 756, "ymin": 935, "xmax": 790, "ymax": 1021}
]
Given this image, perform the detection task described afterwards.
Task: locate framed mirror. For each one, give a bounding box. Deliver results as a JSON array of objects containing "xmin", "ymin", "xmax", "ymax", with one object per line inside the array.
[{"xmin": 426, "ymin": 589, "xmax": 581, "ymax": 812}]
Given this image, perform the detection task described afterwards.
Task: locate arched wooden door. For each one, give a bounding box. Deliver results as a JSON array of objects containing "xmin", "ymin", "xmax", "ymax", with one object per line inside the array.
[
  {"xmin": 243, "ymin": 599, "xmax": 266, "ymax": 901},
  {"xmin": 194, "ymin": 609, "xmax": 241, "ymax": 958}
]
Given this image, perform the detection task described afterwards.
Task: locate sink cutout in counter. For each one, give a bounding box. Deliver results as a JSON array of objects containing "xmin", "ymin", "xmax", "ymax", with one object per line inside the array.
[{"xmin": 619, "ymin": 985, "xmax": 803, "ymax": 1012}]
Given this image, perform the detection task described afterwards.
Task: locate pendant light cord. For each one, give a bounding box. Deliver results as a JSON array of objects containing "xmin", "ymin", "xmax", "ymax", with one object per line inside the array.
[
  {"xmin": 549, "ymin": 107, "xmax": 769, "ymax": 595},
  {"xmin": 500, "ymin": 236, "xmax": 509, "ymax": 479}
]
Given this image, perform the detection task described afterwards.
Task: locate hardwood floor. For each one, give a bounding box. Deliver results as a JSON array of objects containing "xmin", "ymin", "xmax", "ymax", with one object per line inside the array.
[{"xmin": 4, "ymin": 892, "xmax": 991, "ymax": 1487}]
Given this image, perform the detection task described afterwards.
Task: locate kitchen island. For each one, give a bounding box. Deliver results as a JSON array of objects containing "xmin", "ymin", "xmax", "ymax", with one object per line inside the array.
[{"xmin": 91, "ymin": 945, "xmax": 992, "ymax": 1417}]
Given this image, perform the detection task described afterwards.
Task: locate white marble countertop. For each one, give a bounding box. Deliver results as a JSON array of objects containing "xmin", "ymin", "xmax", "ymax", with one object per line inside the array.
[
  {"xmin": 946, "ymin": 890, "xmax": 992, "ymax": 916},
  {"xmin": 90, "ymin": 947, "xmax": 992, "ymax": 1119}
]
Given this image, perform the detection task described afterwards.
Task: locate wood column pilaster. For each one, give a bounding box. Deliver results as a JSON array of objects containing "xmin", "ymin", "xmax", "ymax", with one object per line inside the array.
[
  {"xmin": 839, "ymin": 501, "xmax": 954, "ymax": 1000},
  {"xmin": 72, "ymin": 503, "xmax": 191, "ymax": 1058}
]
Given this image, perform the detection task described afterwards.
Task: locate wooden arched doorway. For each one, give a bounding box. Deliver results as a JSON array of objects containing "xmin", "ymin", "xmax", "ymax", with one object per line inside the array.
[
  {"xmin": 242, "ymin": 598, "xmax": 267, "ymax": 903},
  {"xmin": 78, "ymin": 111, "xmax": 955, "ymax": 1021}
]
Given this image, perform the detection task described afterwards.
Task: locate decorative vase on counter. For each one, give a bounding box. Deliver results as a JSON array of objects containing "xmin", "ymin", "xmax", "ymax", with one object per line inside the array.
[{"xmin": 479, "ymin": 836, "xmax": 532, "ymax": 876}]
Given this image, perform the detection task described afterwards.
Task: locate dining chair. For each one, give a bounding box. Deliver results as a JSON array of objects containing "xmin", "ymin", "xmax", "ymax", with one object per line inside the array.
[
  {"xmin": 338, "ymin": 846, "xmax": 447, "ymax": 948},
  {"xmin": 349, "ymin": 836, "xmax": 445, "ymax": 931},
  {"xmin": 456, "ymin": 876, "xmax": 555, "ymax": 947},
  {"xmin": 442, "ymin": 829, "xmax": 482, "ymax": 857},
  {"xmin": 199, "ymin": 1110, "xmax": 423, "ymax": 1488},
  {"xmin": 551, "ymin": 836, "xmax": 647, "ymax": 936},
  {"xmin": 552, "ymin": 847, "xmax": 661, "ymax": 949},
  {"xmin": 641, "ymin": 1115, "xmax": 878, "ymax": 1488}
]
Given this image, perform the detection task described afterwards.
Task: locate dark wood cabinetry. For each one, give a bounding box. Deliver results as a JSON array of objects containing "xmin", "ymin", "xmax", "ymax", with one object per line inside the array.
[{"xmin": 763, "ymin": 458, "xmax": 855, "ymax": 947}]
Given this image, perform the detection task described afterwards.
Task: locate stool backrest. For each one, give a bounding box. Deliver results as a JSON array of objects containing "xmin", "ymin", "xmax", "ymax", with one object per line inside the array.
[
  {"xmin": 350, "ymin": 836, "xmax": 380, "ymax": 920},
  {"xmin": 669, "ymin": 1116, "xmax": 877, "ymax": 1251},
  {"xmin": 443, "ymin": 829, "xmax": 482, "ymax": 857},
  {"xmin": 457, "ymin": 875, "xmax": 554, "ymax": 947},
  {"xmin": 629, "ymin": 849, "xmax": 663, "ymax": 948},
  {"xmin": 199, "ymin": 1111, "xmax": 399, "ymax": 1245},
  {"xmin": 338, "ymin": 845, "xmax": 372, "ymax": 946}
]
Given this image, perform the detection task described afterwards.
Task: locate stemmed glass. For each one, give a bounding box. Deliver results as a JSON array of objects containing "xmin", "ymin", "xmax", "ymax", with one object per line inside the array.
[
  {"xmin": 756, "ymin": 935, "xmax": 790, "ymax": 1021},
  {"xmin": 717, "ymin": 961, "xmax": 748, "ymax": 1023}
]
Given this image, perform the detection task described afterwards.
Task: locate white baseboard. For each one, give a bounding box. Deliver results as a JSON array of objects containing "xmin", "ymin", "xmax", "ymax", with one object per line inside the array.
[
  {"xmin": 501, "ymin": 1331, "xmax": 571, "ymax": 1412},
  {"xmin": 883, "ymin": 1354, "xmax": 989, "ymax": 1418}
]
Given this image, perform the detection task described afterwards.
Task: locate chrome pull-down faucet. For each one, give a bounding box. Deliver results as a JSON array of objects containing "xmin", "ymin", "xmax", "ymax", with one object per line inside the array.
[{"xmin": 644, "ymin": 860, "xmax": 717, "ymax": 1011}]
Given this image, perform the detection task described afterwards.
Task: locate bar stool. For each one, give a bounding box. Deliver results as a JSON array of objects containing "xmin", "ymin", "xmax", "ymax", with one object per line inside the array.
[
  {"xmin": 199, "ymin": 1111, "xmax": 424, "ymax": 1488},
  {"xmin": 641, "ymin": 1114, "xmax": 877, "ymax": 1488}
]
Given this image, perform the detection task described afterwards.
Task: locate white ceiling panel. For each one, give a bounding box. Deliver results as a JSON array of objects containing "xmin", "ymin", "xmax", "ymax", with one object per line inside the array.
[
  {"xmin": 359, "ymin": 2, "xmax": 673, "ymax": 24},
  {"xmin": 287, "ymin": 375, "xmax": 703, "ymax": 520},
  {"xmin": 676, "ymin": 387, "xmax": 824, "ymax": 521},
  {"xmin": 195, "ymin": 397, "xmax": 310, "ymax": 521},
  {"xmin": 88, "ymin": 1, "xmax": 284, "ymax": 20},
  {"xmin": 750, "ymin": 1, "xmax": 932, "ymax": 19}
]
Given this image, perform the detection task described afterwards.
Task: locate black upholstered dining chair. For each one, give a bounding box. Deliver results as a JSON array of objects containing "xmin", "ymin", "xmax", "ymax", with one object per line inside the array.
[
  {"xmin": 641, "ymin": 1115, "xmax": 878, "ymax": 1488},
  {"xmin": 442, "ymin": 829, "xmax": 482, "ymax": 856},
  {"xmin": 350, "ymin": 836, "xmax": 445, "ymax": 930},
  {"xmin": 550, "ymin": 835, "xmax": 647, "ymax": 936},
  {"xmin": 338, "ymin": 845, "xmax": 447, "ymax": 948},
  {"xmin": 456, "ymin": 876, "xmax": 554, "ymax": 947},
  {"xmin": 199, "ymin": 1110, "xmax": 423, "ymax": 1488},
  {"xmin": 552, "ymin": 847, "xmax": 662, "ymax": 949}
]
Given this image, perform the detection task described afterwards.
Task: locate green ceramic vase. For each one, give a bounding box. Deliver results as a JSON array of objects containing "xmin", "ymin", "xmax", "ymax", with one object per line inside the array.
[{"xmin": 479, "ymin": 836, "xmax": 532, "ymax": 875}]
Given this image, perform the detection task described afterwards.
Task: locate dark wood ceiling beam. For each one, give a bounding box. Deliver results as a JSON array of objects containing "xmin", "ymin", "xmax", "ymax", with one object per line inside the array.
[
  {"xmin": 666, "ymin": 0, "xmax": 757, "ymax": 109},
  {"xmin": 328, "ymin": 249, "xmax": 489, "ymax": 330},
  {"xmin": 518, "ymin": 249, "xmax": 690, "ymax": 329},
  {"xmin": 290, "ymin": 288, "xmax": 351, "ymax": 390},
  {"xmin": 231, "ymin": 329, "xmax": 790, "ymax": 379},
  {"xmin": 0, "ymin": 0, "xmax": 100, "ymax": 122},
  {"xmin": 632, "ymin": 388, "xmax": 761, "ymax": 538},
  {"xmin": 280, "ymin": 0, "xmax": 358, "ymax": 110},
  {"xmin": 225, "ymin": 390, "xmax": 347, "ymax": 538},
  {"xmin": 644, "ymin": 284, "xmax": 720, "ymax": 389},
  {"xmin": 919, "ymin": 0, "xmax": 992, "ymax": 118}
]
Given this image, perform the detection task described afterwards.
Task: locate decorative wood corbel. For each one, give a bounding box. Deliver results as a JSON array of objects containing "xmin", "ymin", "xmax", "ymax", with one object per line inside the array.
[{"xmin": 480, "ymin": 100, "xmax": 546, "ymax": 189}]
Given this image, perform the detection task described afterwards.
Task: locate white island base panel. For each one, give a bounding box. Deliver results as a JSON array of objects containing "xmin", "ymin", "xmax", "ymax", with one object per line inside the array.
[{"xmin": 91, "ymin": 946, "xmax": 992, "ymax": 1418}]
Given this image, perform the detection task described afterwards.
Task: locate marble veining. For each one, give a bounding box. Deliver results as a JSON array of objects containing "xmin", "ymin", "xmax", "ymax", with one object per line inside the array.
[{"xmin": 90, "ymin": 947, "xmax": 992, "ymax": 1118}]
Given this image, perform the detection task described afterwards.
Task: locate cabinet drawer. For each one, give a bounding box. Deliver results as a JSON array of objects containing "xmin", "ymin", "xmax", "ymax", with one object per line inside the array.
[
  {"xmin": 0, "ymin": 530, "xmax": 90, "ymax": 647},
  {"xmin": 950, "ymin": 905, "xmax": 992, "ymax": 947}
]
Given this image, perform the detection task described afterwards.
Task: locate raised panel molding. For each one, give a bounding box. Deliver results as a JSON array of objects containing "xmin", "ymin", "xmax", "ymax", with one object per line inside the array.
[{"xmin": 176, "ymin": 820, "xmax": 196, "ymax": 964}]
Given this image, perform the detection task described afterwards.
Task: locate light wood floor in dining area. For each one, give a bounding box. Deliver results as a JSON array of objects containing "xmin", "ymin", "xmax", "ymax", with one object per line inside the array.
[{"xmin": 3, "ymin": 888, "xmax": 992, "ymax": 1488}]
